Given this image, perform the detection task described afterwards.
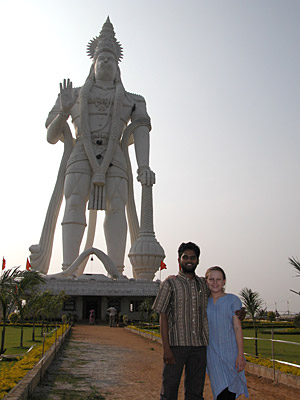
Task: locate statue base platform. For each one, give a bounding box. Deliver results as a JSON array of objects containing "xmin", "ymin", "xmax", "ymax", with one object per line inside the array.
[{"xmin": 40, "ymin": 274, "xmax": 160, "ymax": 322}]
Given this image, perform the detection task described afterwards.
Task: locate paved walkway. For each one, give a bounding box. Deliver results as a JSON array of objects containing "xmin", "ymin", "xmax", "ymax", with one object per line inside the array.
[
  {"xmin": 29, "ymin": 324, "xmax": 300, "ymax": 400},
  {"xmin": 29, "ymin": 326, "xmax": 129, "ymax": 399}
]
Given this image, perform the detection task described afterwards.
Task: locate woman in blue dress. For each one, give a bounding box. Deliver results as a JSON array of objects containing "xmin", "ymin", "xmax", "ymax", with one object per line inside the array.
[{"xmin": 205, "ymin": 266, "xmax": 249, "ymax": 400}]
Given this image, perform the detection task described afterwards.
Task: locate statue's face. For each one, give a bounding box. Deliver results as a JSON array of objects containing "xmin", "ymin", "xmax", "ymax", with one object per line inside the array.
[{"xmin": 94, "ymin": 51, "xmax": 117, "ymax": 81}]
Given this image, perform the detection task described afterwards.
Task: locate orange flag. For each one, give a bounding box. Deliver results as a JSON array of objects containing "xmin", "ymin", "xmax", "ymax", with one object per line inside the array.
[
  {"xmin": 160, "ymin": 261, "xmax": 167, "ymax": 270},
  {"xmin": 2, "ymin": 257, "xmax": 6, "ymax": 270},
  {"xmin": 26, "ymin": 258, "xmax": 31, "ymax": 271}
]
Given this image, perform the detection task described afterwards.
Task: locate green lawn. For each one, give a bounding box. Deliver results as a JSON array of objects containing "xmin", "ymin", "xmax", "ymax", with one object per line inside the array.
[
  {"xmin": 137, "ymin": 325, "xmax": 300, "ymax": 365},
  {"xmin": 0, "ymin": 325, "xmax": 62, "ymax": 373},
  {"xmin": 242, "ymin": 328, "xmax": 300, "ymax": 365},
  {"xmin": 1, "ymin": 325, "xmax": 44, "ymax": 355}
]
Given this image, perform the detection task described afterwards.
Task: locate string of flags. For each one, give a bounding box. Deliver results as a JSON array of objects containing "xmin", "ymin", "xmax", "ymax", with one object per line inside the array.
[{"xmin": 1, "ymin": 257, "xmax": 31, "ymax": 271}]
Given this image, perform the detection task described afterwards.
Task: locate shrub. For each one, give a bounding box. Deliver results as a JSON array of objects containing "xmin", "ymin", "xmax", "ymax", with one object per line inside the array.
[
  {"xmin": 246, "ymin": 355, "xmax": 300, "ymax": 376},
  {"xmin": 61, "ymin": 314, "xmax": 68, "ymax": 323},
  {"xmin": 294, "ymin": 315, "xmax": 300, "ymax": 328},
  {"xmin": 8, "ymin": 312, "xmax": 19, "ymax": 324},
  {"xmin": 150, "ymin": 312, "xmax": 159, "ymax": 323},
  {"xmin": 267, "ymin": 311, "xmax": 276, "ymax": 322}
]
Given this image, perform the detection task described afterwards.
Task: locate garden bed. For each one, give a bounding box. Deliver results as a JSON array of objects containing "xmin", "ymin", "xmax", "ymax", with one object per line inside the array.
[{"xmin": 0, "ymin": 326, "xmax": 70, "ymax": 399}]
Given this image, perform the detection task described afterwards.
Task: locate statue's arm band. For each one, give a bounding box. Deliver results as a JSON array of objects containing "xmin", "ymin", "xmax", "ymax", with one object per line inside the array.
[
  {"xmin": 131, "ymin": 116, "xmax": 152, "ymax": 131},
  {"xmin": 58, "ymin": 111, "xmax": 70, "ymax": 119}
]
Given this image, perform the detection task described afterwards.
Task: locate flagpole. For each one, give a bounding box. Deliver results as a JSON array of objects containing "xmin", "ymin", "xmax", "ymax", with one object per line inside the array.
[{"xmin": 159, "ymin": 261, "xmax": 167, "ymax": 281}]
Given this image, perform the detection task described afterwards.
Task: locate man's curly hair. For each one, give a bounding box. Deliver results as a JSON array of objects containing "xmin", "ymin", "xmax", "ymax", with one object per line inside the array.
[{"xmin": 178, "ymin": 242, "xmax": 200, "ymax": 258}]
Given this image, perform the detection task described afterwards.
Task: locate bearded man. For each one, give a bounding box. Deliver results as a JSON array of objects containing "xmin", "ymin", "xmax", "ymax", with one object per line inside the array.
[{"xmin": 152, "ymin": 242, "xmax": 209, "ymax": 400}]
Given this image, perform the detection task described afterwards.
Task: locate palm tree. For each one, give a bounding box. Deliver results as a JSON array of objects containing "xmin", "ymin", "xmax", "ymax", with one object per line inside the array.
[
  {"xmin": 289, "ymin": 257, "xmax": 300, "ymax": 276},
  {"xmin": 51, "ymin": 291, "xmax": 67, "ymax": 321},
  {"xmin": 0, "ymin": 268, "xmax": 24, "ymax": 354},
  {"xmin": 37, "ymin": 291, "xmax": 51, "ymax": 336},
  {"xmin": 257, "ymin": 307, "xmax": 267, "ymax": 320},
  {"xmin": 26, "ymin": 291, "xmax": 49, "ymax": 341},
  {"xmin": 139, "ymin": 298, "xmax": 154, "ymax": 322},
  {"xmin": 288, "ymin": 257, "xmax": 300, "ymax": 296},
  {"xmin": 28, "ymin": 290, "xmax": 67, "ymax": 339},
  {"xmin": 12, "ymin": 270, "xmax": 45, "ymax": 347},
  {"xmin": 239, "ymin": 287, "xmax": 264, "ymax": 357},
  {"xmin": 48, "ymin": 291, "xmax": 67, "ymax": 334}
]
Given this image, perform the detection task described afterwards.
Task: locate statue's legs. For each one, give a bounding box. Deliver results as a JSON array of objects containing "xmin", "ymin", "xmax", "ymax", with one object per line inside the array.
[
  {"xmin": 60, "ymin": 159, "xmax": 128, "ymax": 274},
  {"xmin": 104, "ymin": 176, "xmax": 128, "ymax": 275},
  {"xmin": 61, "ymin": 170, "xmax": 91, "ymax": 269}
]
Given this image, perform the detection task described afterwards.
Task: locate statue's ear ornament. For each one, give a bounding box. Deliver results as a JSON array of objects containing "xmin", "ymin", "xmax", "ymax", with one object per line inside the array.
[{"xmin": 87, "ymin": 16, "xmax": 123, "ymax": 63}]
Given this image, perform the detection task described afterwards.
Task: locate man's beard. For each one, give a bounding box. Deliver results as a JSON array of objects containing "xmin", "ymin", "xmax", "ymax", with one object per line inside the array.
[{"xmin": 180, "ymin": 264, "xmax": 197, "ymax": 274}]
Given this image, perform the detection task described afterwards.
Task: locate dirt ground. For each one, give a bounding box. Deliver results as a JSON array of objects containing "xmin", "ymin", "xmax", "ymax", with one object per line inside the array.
[{"xmin": 69, "ymin": 324, "xmax": 299, "ymax": 400}]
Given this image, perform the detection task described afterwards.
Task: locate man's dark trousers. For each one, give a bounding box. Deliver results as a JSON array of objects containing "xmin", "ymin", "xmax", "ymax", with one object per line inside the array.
[{"xmin": 160, "ymin": 346, "xmax": 206, "ymax": 400}]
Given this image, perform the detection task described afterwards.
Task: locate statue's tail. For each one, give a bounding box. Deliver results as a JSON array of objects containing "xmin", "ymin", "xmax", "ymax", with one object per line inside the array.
[
  {"xmin": 29, "ymin": 123, "xmax": 74, "ymax": 274},
  {"xmin": 48, "ymin": 247, "xmax": 119, "ymax": 280}
]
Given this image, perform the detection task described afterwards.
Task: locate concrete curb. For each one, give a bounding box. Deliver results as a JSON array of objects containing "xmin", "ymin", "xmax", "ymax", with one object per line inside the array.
[
  {"xmin": 4, "ymin": 326, "xmax": 71, "ymax": 400},
  {"xmin": 126, "ymin": 326, "xmax": 300, "ymax": 390},
  {"xmin": 126, "ymin": 326, "xmax": 162, "ymax": 344},
  {"xmin": 245, "ymin": 362, "xmax": 300, "ymax": 389}
]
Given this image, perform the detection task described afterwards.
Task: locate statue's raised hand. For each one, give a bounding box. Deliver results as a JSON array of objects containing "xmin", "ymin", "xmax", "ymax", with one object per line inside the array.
[{"xmin": 59, "ymin": 79, "xmax": 77, "ymax": 113}]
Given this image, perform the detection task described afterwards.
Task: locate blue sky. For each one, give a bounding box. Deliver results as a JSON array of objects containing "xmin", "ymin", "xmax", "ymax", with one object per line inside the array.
[{"xmin": 0, "ymin": 0, "xmax": 300, "ymax": 313}]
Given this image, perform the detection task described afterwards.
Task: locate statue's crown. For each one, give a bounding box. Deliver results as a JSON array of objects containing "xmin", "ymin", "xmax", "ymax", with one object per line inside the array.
[{"xmin": 87, "ymin": 17, "xmax": 123, "ymax": 63}]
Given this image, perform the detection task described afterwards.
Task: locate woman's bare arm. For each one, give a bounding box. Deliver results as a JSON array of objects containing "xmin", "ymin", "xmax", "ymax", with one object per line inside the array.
[{"xmin": 233, "ymin": 314, "xmax": 246, "ymax": 372}]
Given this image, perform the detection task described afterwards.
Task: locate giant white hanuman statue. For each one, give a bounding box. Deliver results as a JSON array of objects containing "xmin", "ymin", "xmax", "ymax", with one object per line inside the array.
[{"xmin": 29, "ymin": 17, "xmax": 164, "ymax": 280}]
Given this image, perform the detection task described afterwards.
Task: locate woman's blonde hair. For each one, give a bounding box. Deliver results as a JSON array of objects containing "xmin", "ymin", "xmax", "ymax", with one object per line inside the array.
[
  {"xmin": 205, "ymin": 266, "xmax": 226, "ymax": 292},
  {"xmin": 205, "ymin": 266, "xmax": 226, "ymax": 280}
]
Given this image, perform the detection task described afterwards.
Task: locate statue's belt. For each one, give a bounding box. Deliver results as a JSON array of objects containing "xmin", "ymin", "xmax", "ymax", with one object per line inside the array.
[
  {"xmin": 66, "ymin": 146, "xmax": 127, "ymax": 173},
  {"xmin": 77, "ymin": 135, "xmax": 109, "ymax": 146}
]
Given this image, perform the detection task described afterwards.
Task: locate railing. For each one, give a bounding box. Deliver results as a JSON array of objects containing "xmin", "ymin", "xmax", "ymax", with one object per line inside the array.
[
  {"xmin": 130, "ymin": 323, "xmax": 300, "ymax": 380},
  {"xmin": 243, "ymin": 331, "xmax": 300, "ymax": 380}
]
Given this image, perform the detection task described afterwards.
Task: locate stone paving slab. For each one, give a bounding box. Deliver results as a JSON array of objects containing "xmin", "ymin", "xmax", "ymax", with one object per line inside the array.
[{"xmin": 29, "ymin": 334, "xmax": 131, "ymax": 399}]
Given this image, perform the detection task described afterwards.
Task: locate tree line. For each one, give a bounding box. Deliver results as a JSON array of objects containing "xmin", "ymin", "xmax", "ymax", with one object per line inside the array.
[{"xmin": 0, "ymin": 268, "xmax": 66, "ymax": 354}]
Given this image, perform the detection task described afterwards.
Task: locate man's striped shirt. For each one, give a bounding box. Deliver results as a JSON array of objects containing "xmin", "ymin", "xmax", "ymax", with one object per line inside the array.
[{"xmin": 153, "ymin": 272, "xmax": 209, "ymax": 346}]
